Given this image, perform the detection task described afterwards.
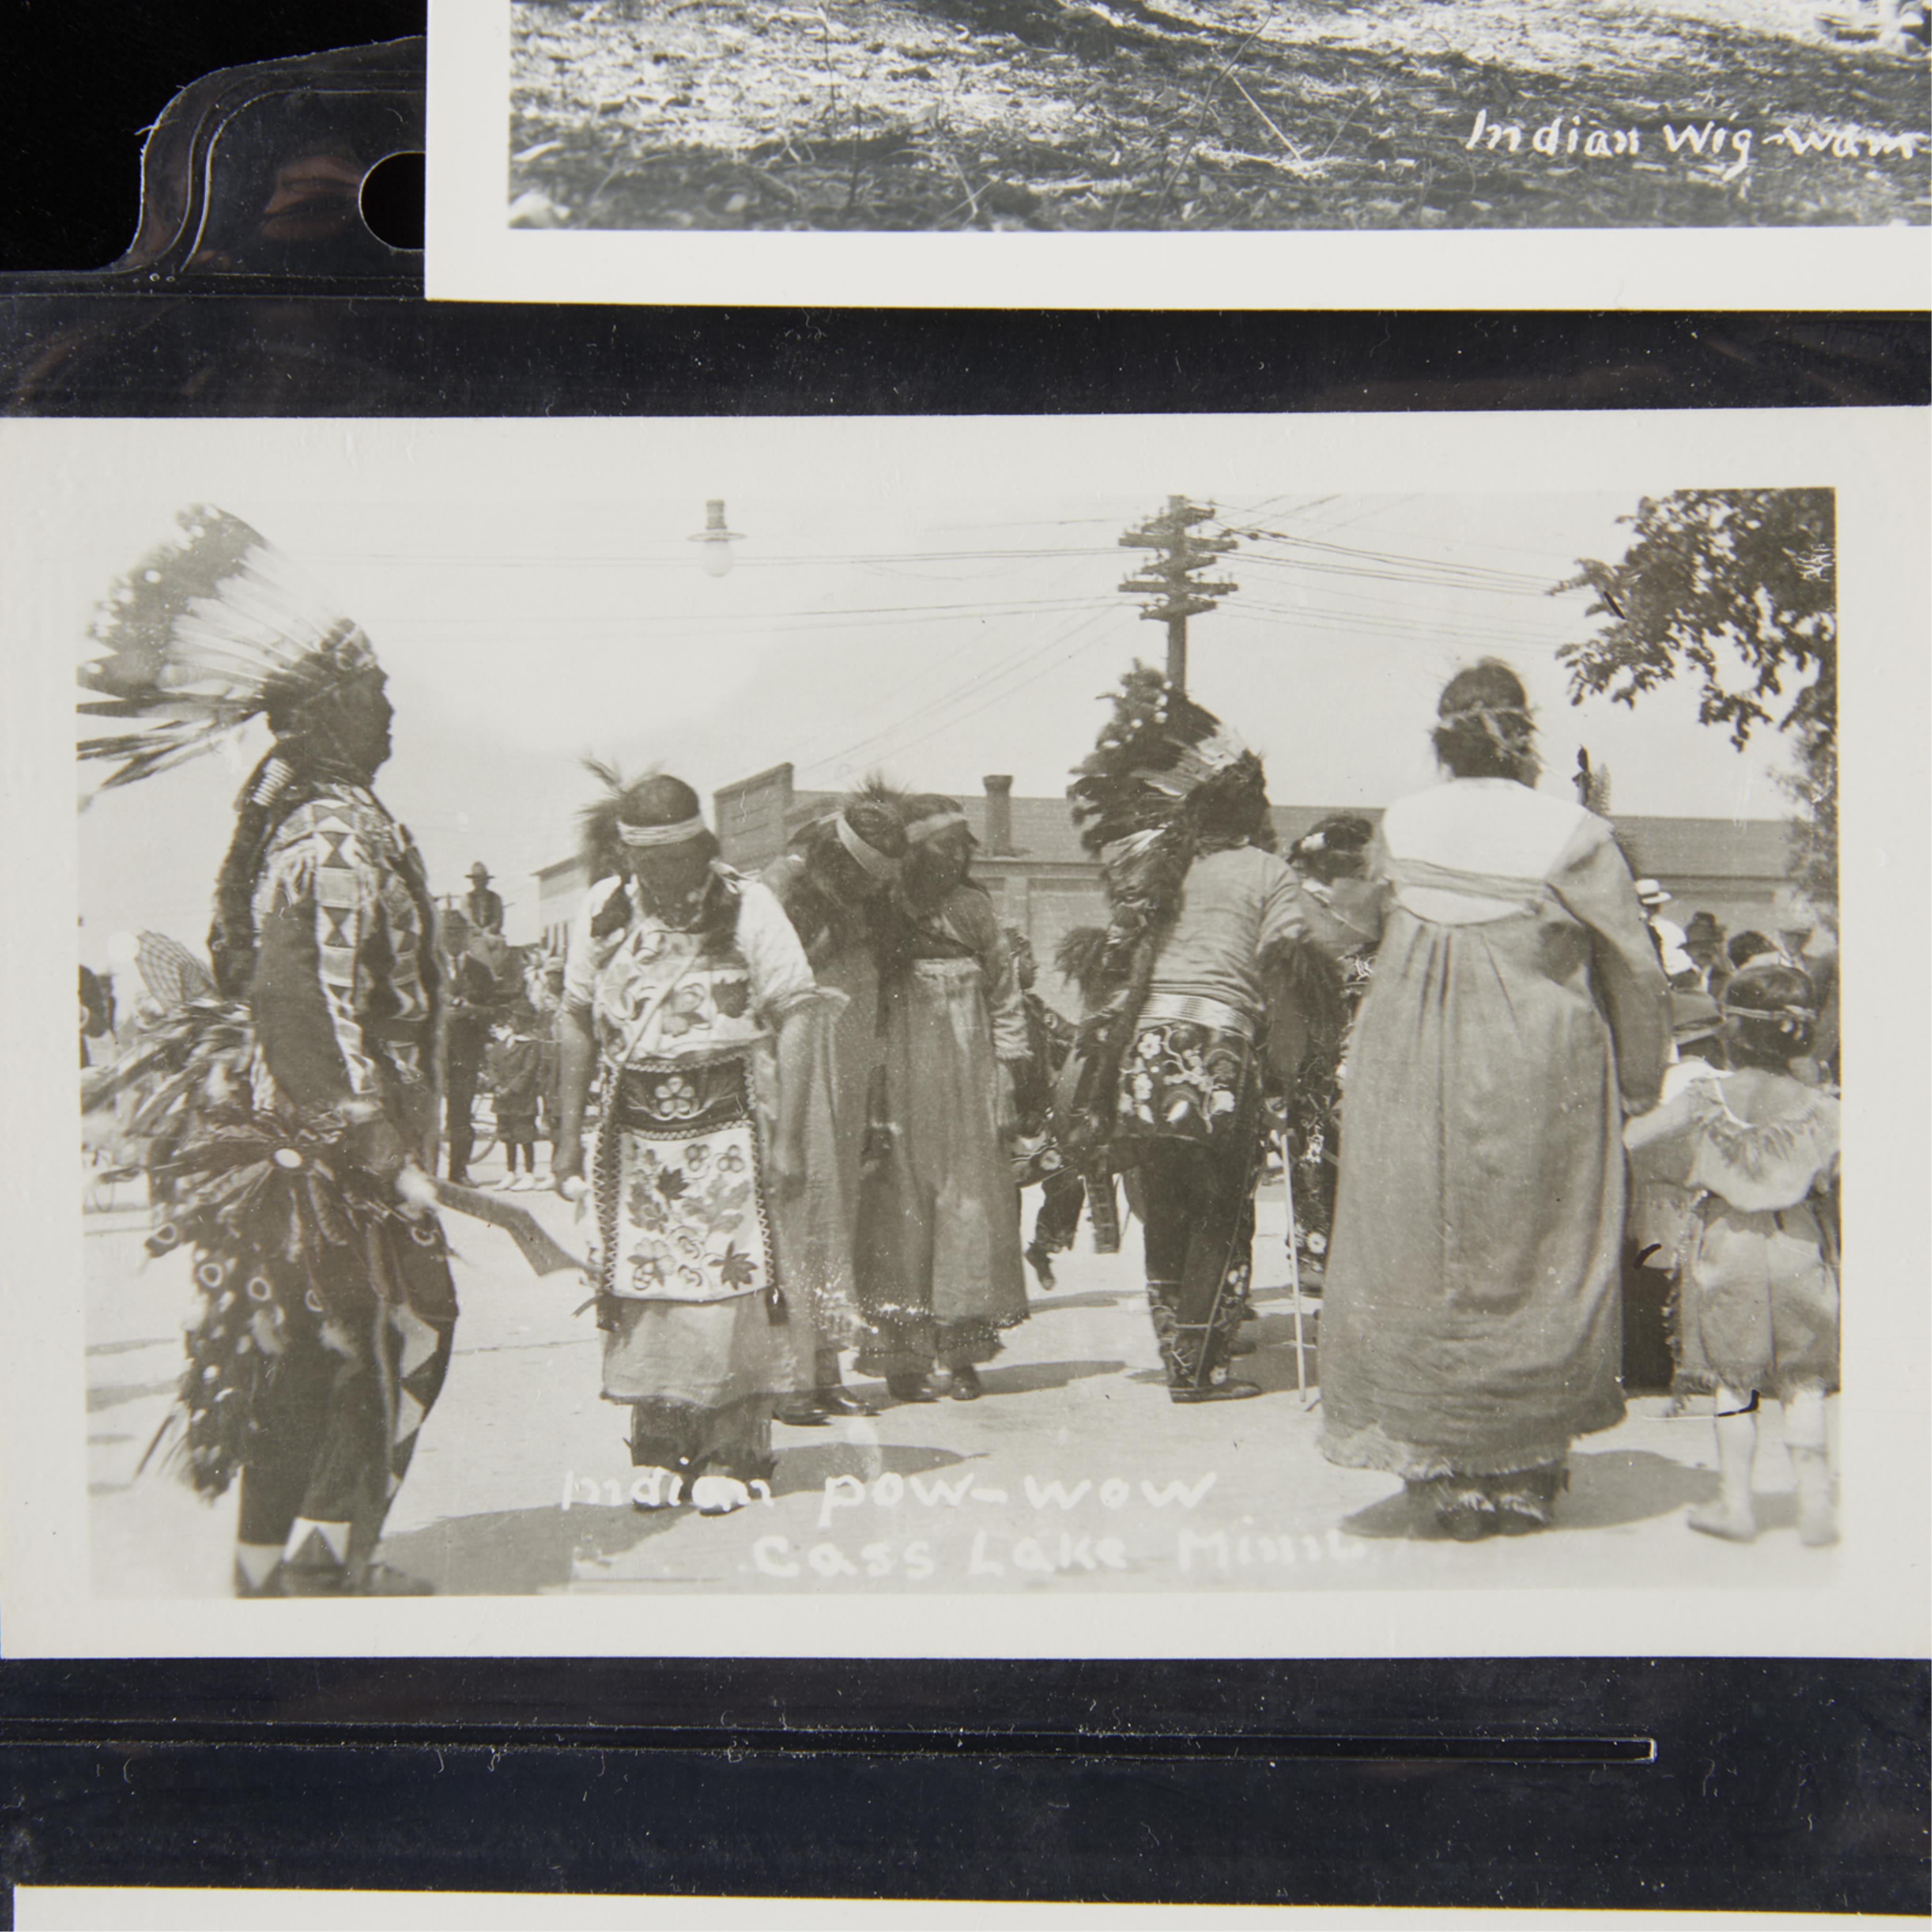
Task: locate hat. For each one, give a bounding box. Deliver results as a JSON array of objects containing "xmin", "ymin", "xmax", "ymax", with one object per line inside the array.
[
  {"xmin": 1633, "ymin": 878, "xmax": 1671, "ymax": 908},
  {"xmin": 1670, "ymin": 990, "xmax": 1722, "ymax": 1045},
  {"xmin": 468, "ymin": 862, "xmax": 492, "ymax": 883},
  {"xmin": 1683, "ymin": 911, "xmax": 1724, "ymax": 944}
]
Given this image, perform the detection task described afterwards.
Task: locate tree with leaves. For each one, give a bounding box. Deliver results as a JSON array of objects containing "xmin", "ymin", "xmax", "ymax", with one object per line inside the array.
[{"xmin": 1556, "ymin": 489, "xmax": 1837, "ymax": 912}]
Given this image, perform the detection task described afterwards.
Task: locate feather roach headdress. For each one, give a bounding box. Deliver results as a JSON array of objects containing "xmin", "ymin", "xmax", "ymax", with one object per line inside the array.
[
  {"xmin": 1067, "ymin": 663, "xmax": 1262, "ymax": 858},
  {"xmin": 1054, "ymin": 667, "xmax": 1277, "ymax": 1157},
  {"xmin": 77, "ymin": 505, "xmax": 380, "ymax": 799}
]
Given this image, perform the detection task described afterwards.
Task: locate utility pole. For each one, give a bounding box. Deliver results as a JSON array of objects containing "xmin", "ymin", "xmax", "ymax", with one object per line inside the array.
[{"xmin": 1118, "ymin": 495, "xmax": 1239, "ymax": 692}]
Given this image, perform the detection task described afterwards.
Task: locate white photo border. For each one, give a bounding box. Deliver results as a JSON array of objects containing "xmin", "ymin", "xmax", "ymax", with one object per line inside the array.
[
  {"xmin": 425, "ymin": 0, "xmax": 1932, "ymax": 309},
  {"xmin": 2, "ymin": 405, "xmax": 1925, "ymax": 1660}
]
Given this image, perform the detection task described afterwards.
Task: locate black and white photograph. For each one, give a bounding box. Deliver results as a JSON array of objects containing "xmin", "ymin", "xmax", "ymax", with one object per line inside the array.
[
  {"xmin": 500, "ymin": 0, "xmax": 1928, "ymax": 232},
  {"xmin": 426, "ymin": 0, "xmax": 1929, "ymax": 305},
  {"xmin": 3, "ymin": 409, "xmax": 1924, "ymax": 1657}
]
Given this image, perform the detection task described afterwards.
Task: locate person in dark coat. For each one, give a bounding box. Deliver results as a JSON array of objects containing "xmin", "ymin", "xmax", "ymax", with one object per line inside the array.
[
  {"xmin": 464, "ymin": 861, "xmax": 505, "ymax": 935},
  {"xmin": 1005, "ymin": 927, "xmax": 1082, "ymax": 1291},
  {"xmin": 440, "ymin": 905, "xmax": 502, "ymax": 1185}
]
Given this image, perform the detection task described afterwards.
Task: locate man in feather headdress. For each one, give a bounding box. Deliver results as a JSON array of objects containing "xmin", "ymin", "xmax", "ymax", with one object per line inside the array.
[
  {"xmin": 78, "ymin": 506, "xmax": 455, "ymax": 1597},
  {"xmin": 1066, "ymin": 666, "xmax": 1354, "ymax": 1403}
]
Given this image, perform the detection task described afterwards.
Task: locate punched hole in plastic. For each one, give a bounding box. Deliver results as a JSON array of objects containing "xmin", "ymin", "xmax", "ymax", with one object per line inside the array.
[{"xmin": 359, "ymin": 150, "xmax": 425, "ymax": 250}]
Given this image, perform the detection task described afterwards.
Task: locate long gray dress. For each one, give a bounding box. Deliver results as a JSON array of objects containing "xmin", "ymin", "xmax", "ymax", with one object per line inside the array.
[{"xmin": 1318, "ymin": 778, "xmax": 1669, "ymax": 1481}]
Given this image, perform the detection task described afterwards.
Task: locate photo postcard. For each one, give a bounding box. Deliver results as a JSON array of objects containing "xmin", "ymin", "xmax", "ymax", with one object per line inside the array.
[{"xmin": 2, "ymin": 406, "xmax": 1925, "ymax": 1659}]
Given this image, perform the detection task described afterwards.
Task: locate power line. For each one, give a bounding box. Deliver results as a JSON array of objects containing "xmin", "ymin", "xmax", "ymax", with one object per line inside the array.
[
  {"xmin": 325, "ymin": 544, "xmax": 1123, "ymax": 572},
  {"xmin": 798, "ymin": 599, "xmax": 1125, "ymax": 776},
  {"xmin": 813, "ymin": 603, "xmax": 1124, "ymax": 780},
  {"xmin": 1215, "ymin": 491, "xmax": 1339, "ymax": 523},
  {"xmin": 780, "ymin": 600, "xmax": 1122, "ymax": 767},
  {"xmin": 1118, "ymin": 495, "xmax": 1239, "ymax": 691},
  {"xmin": 383, "ymin": 594, "xmax": 1102, "ymax": 632},
  {"xmin": 1236, "ymin": 603, "xmax": 1588, "ymax": 653},
  {"xmin": 1232, "ymin": 549, "xmax": 1554, "ymax": 600},
  {"xmin": 1227, "ymin": 600, "xmax": 1576, "ymax": 651},
  {"xmin": 1232, "ymin": 527, "xmax": 1557, "ymax": 593}
]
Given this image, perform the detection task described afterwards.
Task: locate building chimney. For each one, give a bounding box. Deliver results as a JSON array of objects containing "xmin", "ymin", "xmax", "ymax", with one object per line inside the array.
[{"xmin": 982, "ymin": 774, "xmax": 1015, "ymax": 856}]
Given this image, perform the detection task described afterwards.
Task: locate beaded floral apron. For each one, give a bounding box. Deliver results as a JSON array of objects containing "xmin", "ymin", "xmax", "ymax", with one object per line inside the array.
[{"xmin": 591, "ymin": 1056, "xmax": 777, "ymax": 1307}]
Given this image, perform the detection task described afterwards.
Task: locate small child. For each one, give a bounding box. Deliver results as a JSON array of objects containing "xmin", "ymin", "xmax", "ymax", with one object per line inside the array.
[
  {"xmin": 1624, "ymin": 963, "xmax": 1840, "ymax": 1545},
  {"xmin": 484, "ymin": 1013, "xmax": 544, "ymax": 1190}
]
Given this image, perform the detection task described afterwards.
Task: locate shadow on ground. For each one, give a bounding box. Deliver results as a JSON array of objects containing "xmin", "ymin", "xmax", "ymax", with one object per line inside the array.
[
  {"xmin": 771, "ymin": 1440, "xmax": 974, "ymax": 1495},
  {"xmin": 1340, "ymin": 1447, "xmax": 1720, "ymax": 1539},
  {"xmin": 1124, "ymin": 1324, "xmax": 1315, "ymax": 1398},
  {"xmin": 978, "ymin": 1357, "xmax": 1127, "ymax": 1397},
  {"xmin": 379, "ymin": 1500, "xmax": 685, "ymax": 1594}
]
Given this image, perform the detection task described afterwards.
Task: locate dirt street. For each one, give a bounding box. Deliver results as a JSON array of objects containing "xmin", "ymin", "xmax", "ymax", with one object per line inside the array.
[{"xmin": 84, "ymin": 1155, "xmax": 1839, "ymax": 1601}]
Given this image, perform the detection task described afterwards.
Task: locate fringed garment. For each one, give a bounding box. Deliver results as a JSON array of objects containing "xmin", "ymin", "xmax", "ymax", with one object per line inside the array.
[{"xmin": 1631, "ymin": 1072, "xmax": 1840, "ymax": 1401}]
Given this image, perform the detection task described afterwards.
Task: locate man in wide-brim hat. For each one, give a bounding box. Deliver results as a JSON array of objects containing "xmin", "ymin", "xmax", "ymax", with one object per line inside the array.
[
  {"xmin": 464, "ymin": 860, "xmax": 505, "ymax": 935},
  {"xmin": 1682, "ymin": 910, "xmax": 1728, "ymax": 999}
]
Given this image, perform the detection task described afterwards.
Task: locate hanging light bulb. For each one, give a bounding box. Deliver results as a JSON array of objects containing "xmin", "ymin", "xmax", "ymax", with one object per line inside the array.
[{"xmin": 690, "ymin": 499, "xmax": 743, "ymax": 578}]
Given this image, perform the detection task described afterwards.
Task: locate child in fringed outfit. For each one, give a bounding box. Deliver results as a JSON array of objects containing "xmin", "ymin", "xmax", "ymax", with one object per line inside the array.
[{"xmin": 1624, "ymin": 962, "xmax": 1841, "ymax": 1546}]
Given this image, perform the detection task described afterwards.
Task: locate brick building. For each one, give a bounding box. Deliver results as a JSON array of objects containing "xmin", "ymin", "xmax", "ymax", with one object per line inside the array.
[{"xmin": 535, "ymin": 764, "xmax": 1797, "ymax": 1006}]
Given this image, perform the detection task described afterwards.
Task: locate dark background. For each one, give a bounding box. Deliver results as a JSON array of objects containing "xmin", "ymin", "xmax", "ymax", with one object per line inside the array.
[
  {"xmin": 1, "ymin": 1, "xmax": 1927, "ymax": 1920},
  {"xmin": 3, "ymin": 1658, "xmax": 1928, "ymax": 1913},
  {"xmin": 1, "ymin": 1, "xmax": 427, "ymax": 272}
]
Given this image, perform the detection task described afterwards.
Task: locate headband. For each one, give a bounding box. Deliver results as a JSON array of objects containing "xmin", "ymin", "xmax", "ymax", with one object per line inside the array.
[
  {"xmin": 616, "ymin": 814, "xmax": 707, "ymax": 849},
  {"xmin": 1724, "ymin": 1001, "xmax": 1817, "ymax": 1026},
  {"xmin": 905, "ymin": 810, "xmax": 970, "ymax": 845},
  {"xmin": 834, "ymin": 811, "xmax": 900, "ymax": 881},
  {"xmin": 1441, "ymin": 699, "xmax": 1532, "ymax": 734}
]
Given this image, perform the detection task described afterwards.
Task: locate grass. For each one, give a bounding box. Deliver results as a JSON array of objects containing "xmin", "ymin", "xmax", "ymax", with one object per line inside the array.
[{"xmin": 508, "ymin": 0, "xmax": 1931, "ymax": 229}]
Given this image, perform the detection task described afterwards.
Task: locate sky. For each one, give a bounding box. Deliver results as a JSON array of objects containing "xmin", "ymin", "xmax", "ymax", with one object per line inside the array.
[{"xmin": 45, "ymin": 419, "xmax": 1803, "ymax": 959}]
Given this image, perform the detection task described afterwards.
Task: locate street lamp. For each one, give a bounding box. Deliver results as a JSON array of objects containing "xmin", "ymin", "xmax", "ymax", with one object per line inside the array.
[{"xmin": 690, "ymin": 499, "xmax": 743, "ymax": 578}]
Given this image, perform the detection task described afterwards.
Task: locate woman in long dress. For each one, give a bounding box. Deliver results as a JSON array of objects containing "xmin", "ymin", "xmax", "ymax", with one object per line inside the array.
[
  {"xmin": 854, "ymin": 795, "xmax": 1031, "ymax": 1404},
  {"xmin": 1317, "ymin": 660, "xmax": 1669, "ymax": 1539},
  {"xmin": 759, "ymin": 784, "xmax": 909, "ymax": 1423},
  {"xmin": 551, "ymin": 771, "xmax": 826, "ymax": 1516}
]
